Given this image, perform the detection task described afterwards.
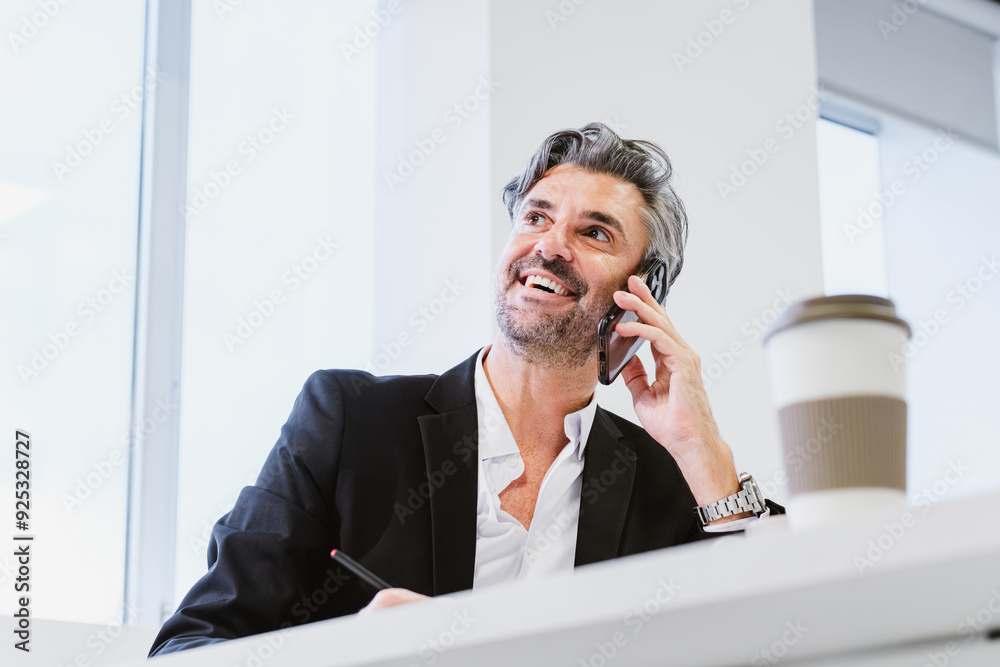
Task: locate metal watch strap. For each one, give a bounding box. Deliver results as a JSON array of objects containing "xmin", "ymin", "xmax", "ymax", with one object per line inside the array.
[{"xmin": 695, "ymin": 472, "xmax": 766, "ymax": 525}]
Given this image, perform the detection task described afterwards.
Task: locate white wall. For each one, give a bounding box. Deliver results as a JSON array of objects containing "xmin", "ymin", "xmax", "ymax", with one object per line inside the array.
[
  {"xmin": 489, "ymin": 0, "xmax": 825, "ymax": 502},
  {"xmin": 372, "ymin": 0, "xmax": 495, "ymax": 377},
  {"xmin": 878, "ymin": 112, "xmax": 1000, "ymax": 501}
]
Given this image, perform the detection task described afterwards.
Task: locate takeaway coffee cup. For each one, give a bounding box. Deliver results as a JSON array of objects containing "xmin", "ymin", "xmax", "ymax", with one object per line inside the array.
[{"xmin": 763, "ymin": 295, "xmax": 911, "ymax": 529}]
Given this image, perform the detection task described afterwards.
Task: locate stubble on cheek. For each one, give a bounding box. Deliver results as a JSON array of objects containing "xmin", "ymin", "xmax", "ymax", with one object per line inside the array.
[{"xmin": 492, "ymin": 262, "xmax": 619, "ymax": 370}]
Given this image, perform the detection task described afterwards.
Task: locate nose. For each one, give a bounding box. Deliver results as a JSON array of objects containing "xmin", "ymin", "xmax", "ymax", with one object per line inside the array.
[{"xmin": 533, "ymin": 222, "xmax": 573, "ymax": 263}]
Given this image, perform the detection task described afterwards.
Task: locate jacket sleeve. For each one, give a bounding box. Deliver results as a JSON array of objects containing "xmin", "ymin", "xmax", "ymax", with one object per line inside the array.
[{"xmin": 148, "ymin": 371, "xmax": 348, "ymax": 656}]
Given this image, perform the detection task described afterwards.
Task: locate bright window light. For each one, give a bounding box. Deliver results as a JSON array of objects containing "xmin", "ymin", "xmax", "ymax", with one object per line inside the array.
[{"xmin": 816, "ymin": 118, "xmax": 888, "ymax": 297}]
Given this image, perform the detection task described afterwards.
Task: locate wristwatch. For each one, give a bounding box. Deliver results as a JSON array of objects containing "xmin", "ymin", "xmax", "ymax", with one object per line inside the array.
[{"xmin": 695, "ymin": 472, "xmax": 766, "ymax": 526}]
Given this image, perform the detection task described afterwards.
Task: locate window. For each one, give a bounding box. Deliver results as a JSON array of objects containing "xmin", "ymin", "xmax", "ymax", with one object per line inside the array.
[
  {"xmin": 0, "ymin": 0, "xmax": 147, "ymax": 623},
  {"xmin": 815, "ymin": 117, "xmax": 888, "ymax": 297}
]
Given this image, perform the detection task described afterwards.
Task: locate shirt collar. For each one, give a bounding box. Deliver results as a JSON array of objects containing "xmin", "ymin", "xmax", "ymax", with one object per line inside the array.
[{"xmin": 474, "ymin": 345, "xmax": 599, "ymax": 462}]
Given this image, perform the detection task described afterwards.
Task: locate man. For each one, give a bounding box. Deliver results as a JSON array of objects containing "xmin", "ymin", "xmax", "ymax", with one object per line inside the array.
[{"xmin": 149, "ymin": 122, "xmax": 780, "ymax": 656}]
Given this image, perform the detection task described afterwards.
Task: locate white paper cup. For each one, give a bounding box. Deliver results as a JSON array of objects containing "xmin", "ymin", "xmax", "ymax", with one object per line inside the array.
[{"xmin": 764, "ymin": 295, "xmax": 911, "ymax": 529}]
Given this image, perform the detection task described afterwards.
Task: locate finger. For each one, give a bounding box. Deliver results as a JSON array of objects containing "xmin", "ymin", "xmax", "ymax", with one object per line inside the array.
[
  {"xmin": 626, "ymin": 274, "xmax": 661, "ymax": 312},
  {"xmin": 618, "ymin": 354, "xmax": 650, "ymax": 401},
  {"xmin": 627, "ymin": 274, "xmax": 691, "ymax": 348},
  {"xmin": 613, "ymin": 296, "xmax": 685, "ymax": 360},
  {"xmin": 614, "ymin": 289, "xmax": 676, "ymax": 339},
  {"xmin": 614, "ymin": 320, "xmax": 698, "ymax": 387},
  {"xmin": 614, "ymin": 319, "xmax": 684, "ymax": 368},
  {"xmin": 624, "ymin": 275, "xmax": 691, "ymax": 348}
]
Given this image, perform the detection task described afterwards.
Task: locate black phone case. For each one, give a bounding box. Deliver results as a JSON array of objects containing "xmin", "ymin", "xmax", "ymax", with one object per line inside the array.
[{"xmin": 597, "ymin": 257, "xmax": 669, "ymax": 385}]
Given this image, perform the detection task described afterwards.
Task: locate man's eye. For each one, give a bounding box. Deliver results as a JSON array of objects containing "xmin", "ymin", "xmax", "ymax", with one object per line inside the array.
[
  {"xmin": 586, "ymin": 227, "xmax": 610, "ymax": 242},
  {"xmin": 524, "ymin": 213, "xmax": 546, "ymax": 226}
]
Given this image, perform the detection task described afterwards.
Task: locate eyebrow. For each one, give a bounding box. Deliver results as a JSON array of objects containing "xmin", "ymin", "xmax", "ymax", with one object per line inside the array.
[{"xmin": 520, "ymin": 198, "xmax": 627, "ymax": 238}]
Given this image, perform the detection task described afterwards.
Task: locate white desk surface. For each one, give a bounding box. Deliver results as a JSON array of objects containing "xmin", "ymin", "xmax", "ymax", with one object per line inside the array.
[{"xmin": 128, "ymin": 490, "xmax": 1000, "ymax": 667}]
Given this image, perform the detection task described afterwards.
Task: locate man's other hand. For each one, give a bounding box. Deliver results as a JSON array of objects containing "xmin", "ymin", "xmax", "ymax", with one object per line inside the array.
[{"xmin": 359, "ymin": 588, "xmax": 430, "ymax": 615}]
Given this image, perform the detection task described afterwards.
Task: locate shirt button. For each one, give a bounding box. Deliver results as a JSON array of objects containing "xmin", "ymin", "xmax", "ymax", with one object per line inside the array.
[
  {"xmin": 506, "ymin": 455, "xmax": 518, "ymax": 468},
  {"xmin": 488, "ymin": 481, "xmax": 495, "ymax": 493},
  {"xmin": 525, "ymin": 541, "xmax": 535, "ymax": 555}
]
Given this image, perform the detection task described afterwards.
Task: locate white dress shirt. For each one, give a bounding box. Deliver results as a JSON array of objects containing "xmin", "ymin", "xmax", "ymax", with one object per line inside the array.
[{"xmin": 471, "ymin": 345, "xmax": 760, "ymax": 589}]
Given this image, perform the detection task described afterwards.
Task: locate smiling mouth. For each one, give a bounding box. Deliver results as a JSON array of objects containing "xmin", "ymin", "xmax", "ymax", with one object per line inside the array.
[{"xmin": 519, "ymin": 274, "xmax": 575, "ymax": 297}]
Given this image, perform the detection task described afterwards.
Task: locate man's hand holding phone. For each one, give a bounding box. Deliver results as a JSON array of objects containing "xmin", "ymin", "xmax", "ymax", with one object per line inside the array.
[{"xmin": 611, "ymin": 275, "xmax": 744, "ymax": 516}]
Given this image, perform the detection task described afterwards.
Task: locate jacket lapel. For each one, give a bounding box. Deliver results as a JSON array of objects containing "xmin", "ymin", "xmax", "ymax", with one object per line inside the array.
[
  {"xmin": 575, "ymin": 407, "xmax": 638, "ymax": 567},
  {"xmin": 417, "ymin": 350, "xmax": 482, "ymax": 596}
]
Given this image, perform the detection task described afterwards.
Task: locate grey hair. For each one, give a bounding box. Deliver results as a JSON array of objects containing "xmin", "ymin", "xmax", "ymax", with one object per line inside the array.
[{"xmin": 502, "ymin": 122, "xmax": 689, "ymax": 289}]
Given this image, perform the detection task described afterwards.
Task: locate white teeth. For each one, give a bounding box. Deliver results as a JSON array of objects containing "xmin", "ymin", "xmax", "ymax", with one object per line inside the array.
[{"xmin": 524, "ymin": 274, "xmax": 569, "ymax": 296}]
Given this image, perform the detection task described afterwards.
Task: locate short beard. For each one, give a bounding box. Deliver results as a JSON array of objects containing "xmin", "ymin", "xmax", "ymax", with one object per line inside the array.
[{"xmin": 492, "ymin": 257, "xmax": 616, "ymax": 371}]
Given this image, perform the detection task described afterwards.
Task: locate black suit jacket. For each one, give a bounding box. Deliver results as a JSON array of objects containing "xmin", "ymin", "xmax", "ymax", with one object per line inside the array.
[{"xmin": 150, "ymin": 349, "xmax": 779, "ymax": 656}]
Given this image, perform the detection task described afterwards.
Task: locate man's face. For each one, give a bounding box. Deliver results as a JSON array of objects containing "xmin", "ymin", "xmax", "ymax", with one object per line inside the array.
[{"xmin": 493, "ymin": 163, "xmax": 648, "ymax": 370}]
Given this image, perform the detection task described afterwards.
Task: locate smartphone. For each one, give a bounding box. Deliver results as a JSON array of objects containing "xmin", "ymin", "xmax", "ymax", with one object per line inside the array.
[{"xmin": 598, "ymin": 257, "xmax": 669, "ymax": 385}]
